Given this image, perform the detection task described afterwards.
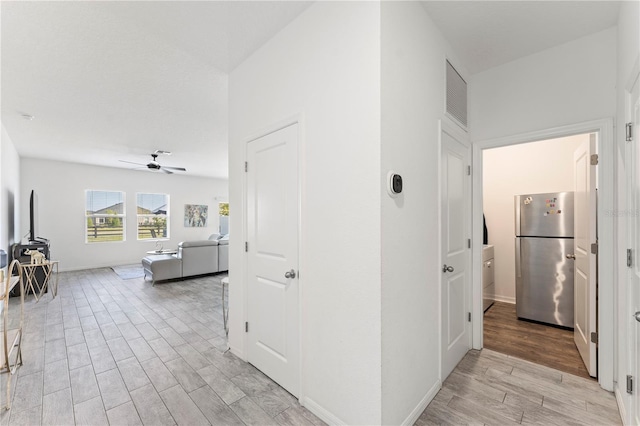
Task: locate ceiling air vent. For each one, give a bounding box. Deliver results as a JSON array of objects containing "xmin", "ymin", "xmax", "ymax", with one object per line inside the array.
[{"xmin": 446, "ymin": 60, "xmax": 467, "ymax": 128}]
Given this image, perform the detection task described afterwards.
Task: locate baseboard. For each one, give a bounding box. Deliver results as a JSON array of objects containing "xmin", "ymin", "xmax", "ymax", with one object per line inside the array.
[
  {"xmin": 401, "ymin": 379, "xmax": 441, "ymax": 425},
  {"xmin": 301, "ymin": 380, "xmax": 441, "ymax": 426},
  {"xmin": 614, "ymin": 387, "xmax": 628, "ymax": 425},
  {"xmin": 228, "ymin": 345, "xmax": 245, "ymax": 361},
  {"xmin": 493, "ymin": 295, "xmax": 515, "ymax": 304},
  {"xmin": 302, "ymin": 397, "xmax": 347, "ymax": 426}
]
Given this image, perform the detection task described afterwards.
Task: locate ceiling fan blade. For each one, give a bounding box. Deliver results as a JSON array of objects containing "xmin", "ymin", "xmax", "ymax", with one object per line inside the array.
[
  {"xmin": 160, "ymin": 168, "xmax": 173, "ymax": 174},
  {"xmin": 162, "ymin": 166, "xmax": 187, "ymax": 171},
  {"xmin": 119, "ymin": 160, "xmax": 147, "ymax": 166}
]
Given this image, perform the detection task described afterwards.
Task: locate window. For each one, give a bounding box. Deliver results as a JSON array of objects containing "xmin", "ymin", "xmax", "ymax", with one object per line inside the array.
[
  {"xmin": 137, "ymin": 193, "xmax": 169, "ymax": 240},
  {"xmin": 86, "ymin": 190, "xmax": 125, "ymax": 243},
  {"xmin": 219, "ymin": 202, "xmax": 229, "ymax": 235}
]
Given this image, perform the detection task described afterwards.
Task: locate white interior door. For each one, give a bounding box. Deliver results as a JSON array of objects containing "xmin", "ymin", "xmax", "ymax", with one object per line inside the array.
[
  {"xmin": 627, "ymin": 71, "xmax": 640, "ymax": 425},
  {"xmin": 246, "ymin": 123, "xmax": 299, "ymax": 397},
  {"xmin": 440, "ymin": 124, "xmax": 471, "ymax": 379},
  {"xmin": 573, "ymin": 133, "xmax": 597, "ymax": 377}
]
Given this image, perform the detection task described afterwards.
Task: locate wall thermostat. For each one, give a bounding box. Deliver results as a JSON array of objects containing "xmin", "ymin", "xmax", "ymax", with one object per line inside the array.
[{"xmin": 387, "ymin": 171, "xmax": 403, "ymax": 196}]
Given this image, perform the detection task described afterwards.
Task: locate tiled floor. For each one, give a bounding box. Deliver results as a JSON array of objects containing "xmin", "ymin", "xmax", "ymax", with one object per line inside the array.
[
  {"xmin": 2, "ymin": 267, "xmax": 623, "ymax": 425},
  {"xmin": 416, "ymin": 349, "xmax": 622, "ymax": 425},
  {"xmin": 0, "ymin": 268, "xmax": 323, "ymax": 426}
]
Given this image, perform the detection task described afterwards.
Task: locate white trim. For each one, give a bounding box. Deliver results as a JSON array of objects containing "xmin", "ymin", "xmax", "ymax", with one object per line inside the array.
[
  {"xmin": 615, "ymin": 388, "xmax": 628, "ymax": 426},
  {"xmin": 401, "ymin": 380, "xmax": 441, "ymax": 426},
  {"xmin": 471, "ymin": 118, "xmax": 616, "ymax": 392},
  {"xmin": 228, "ymin": 344, "xmax": 245, "ymax": 361},
  {"xmin": 302, "ymin": 397, "xmax": 347, "ymax": 426},
  {"xmin": 625, "ymin": 55, "xmax": 639, "ymax": 92},
  {"xmin": 493, "ymin": 295, "xmax": 516, "ymax": 305},
  {"xmin": 437, "ymin": 120, "xmax": 443, "ymax": 382}
]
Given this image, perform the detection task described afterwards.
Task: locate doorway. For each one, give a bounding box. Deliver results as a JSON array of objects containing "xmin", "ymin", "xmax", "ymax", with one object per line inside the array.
[
  {"xmin": 245, "ymin": 122, "xmax": 301, "ymax": 397},
  {"xmin": 481, "ymin": 134, "xmax": 593, "ymax": 378},
  {"xmin": 471, "ymin": 119, "xmax": 615, "ymax": 392}
]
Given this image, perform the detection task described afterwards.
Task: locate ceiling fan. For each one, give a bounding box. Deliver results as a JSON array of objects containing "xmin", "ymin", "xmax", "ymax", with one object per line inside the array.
[{"xmin": 119, "ymin": 150, "xmax": 186, "ymax": 174}]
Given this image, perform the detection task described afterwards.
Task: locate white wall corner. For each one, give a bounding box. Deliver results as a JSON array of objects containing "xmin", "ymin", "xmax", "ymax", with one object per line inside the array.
[
  {"xmin": 400, "ymin": 380, "xmax": 441, "ymax": 426},
  {"xmin": 301, "ymin": 397, "xmax": 349, "ymax": 426}
]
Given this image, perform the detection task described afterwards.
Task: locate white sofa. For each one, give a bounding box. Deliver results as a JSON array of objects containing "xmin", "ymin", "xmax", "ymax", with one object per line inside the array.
[
  {"xmin": 142, "ymin": 237, "xmax": 228, "ymax": 284},
  {"xmin": 209, "ymin": 233, "xmax": 229, "ymax": 272}
]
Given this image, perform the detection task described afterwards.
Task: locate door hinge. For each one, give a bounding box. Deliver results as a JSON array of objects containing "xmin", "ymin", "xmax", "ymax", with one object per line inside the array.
[
  {"xmin": 245, "ymin": 161, "xmax": 248, "ymax": 172},
  {"xmin": 590, "ymin": 331, "xmax": 598, "ymax": 344},
  {"xmin": 245, "ymin": 322, "xmax": 249, "ymax": 332},
  {"xmin": 468, "ymin": 312, "xmax": 471, "ymax": 322},
  {"xmin": 467, "ymin": 165, "xmax": 471, "ymax": 176},
  {"xmin": 468, "ymin": 239, "xmax": 471, "ymax": 249},
  {"xmin": 627, "ymin": 375, "xmax": 634, "ymax": 394},
  {"xmin": 628, "ymin": 249, "xmax": 633, "ymax": 268},
  {"xmin": 245, "ymin": 242, "xmax": 248, "ymax": 252},
  {"xmin": 626, "ymin": 122, "xmax": 633, "ymax": 142},
  {"xmin": 590, "ymin": 243, "xmax": 598, "ymax": 255},
  {"xmin": 590, "ymin": 154, "xmax": 598, "ymax": 165}
]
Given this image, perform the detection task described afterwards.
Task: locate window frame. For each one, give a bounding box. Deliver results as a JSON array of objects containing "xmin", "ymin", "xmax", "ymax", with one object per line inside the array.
[
  {"xmin": 85, "ymin": 190, "xmax": 126, "ymax": 244},
  {"xmin": 136, "ymin": 192, "xmax": 170, "ymax": 241}
]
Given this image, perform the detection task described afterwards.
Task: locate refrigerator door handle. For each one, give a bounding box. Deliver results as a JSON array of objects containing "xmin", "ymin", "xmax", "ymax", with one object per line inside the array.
[{"xmin": 515, "ymin": 238, "xmax": 521, "ymax": 278}]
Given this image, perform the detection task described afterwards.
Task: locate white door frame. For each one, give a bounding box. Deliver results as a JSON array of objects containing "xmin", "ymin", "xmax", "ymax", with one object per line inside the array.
[
  {"xmin": 438, "ymin": 118, "xmax": 473, "ymax": 381},
  {"xmin": 471, "ymin": 118, "xmax": 615, "ymax": 391},
  {"xmin": 242, "ymin": 114, "xmax": 305, "ymax": 402}
]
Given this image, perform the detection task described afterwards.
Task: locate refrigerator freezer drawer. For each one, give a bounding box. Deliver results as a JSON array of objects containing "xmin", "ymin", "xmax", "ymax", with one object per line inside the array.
[{"xmin": 515, "ymin": 237, "xmax": 574, "ymax": 327}]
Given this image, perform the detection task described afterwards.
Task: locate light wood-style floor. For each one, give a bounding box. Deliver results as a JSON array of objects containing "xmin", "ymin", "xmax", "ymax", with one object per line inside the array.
[
  {"xmin": 416, "ymin": 301, "xmax": 619, "ymax": 425},
  {"xmin": 0, "ymin": 268, "xmax": 322, "ymax": 426},
  {"xmin": 2, "ymin": 269, "xmax": 620, "ymax": 425},
  {"xmin": 483, "ymin": 301, "xmax": 591, "ymax": 379},
  {"xmin": 416, "ymin": 349, "xmax": 621, "ymax": 425}
]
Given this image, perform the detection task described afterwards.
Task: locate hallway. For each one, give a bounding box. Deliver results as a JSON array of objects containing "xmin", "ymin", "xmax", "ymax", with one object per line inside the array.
[{"xmin": 416, "ymin": 349, "xmax": 620, "ymax": 425}]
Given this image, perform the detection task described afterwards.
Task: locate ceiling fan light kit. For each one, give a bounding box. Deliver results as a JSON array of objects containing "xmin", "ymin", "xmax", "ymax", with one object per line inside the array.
[{"xmin": 119, "ymin": 151, "xmax": 186, "ymax": 174}]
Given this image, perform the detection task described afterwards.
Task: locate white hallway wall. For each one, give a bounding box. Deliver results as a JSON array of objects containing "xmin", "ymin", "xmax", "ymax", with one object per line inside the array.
[
  {"xmin": 228, "ymin": 2, "xmax": 382, "ymax": 424},
  {"xmin": 470, "ymin": 27, "xmax": 617, "ymax": 142},
  {"xmin": 21, "ymin": 158, "xmax": 228, "ymax": 271},
  {"xmin": 483, "ymin": 134, "xmax": 586, "ymax": 303},
  {"xmin": 380, "ymin": 2, "xmax": 468, "ymax": 424},
  {"xmin": 1, "ymin": 124, "xmax": 21, "ymax": 255}
]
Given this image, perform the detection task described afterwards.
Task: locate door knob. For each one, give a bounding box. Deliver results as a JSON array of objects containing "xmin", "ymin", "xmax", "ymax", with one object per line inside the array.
[
  {"xmin": 442, "ymin": 264, "xmax": 454, "ymax": 273},
  {"xmin": 634, "ymin": 311, "xmax": 640, "ymax": 323},
  {"xmin": 566, "ymin": 254, "xmax": 576, "ymax": 260},
  {"xmin": 284, "ymin": 269, "xmax": 296, "ymax": 279}
]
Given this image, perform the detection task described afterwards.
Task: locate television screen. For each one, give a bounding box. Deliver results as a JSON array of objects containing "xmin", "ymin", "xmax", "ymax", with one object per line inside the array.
[{"xmin": 29, "ymin": 190, "xmax": 38, "ymax": 242}]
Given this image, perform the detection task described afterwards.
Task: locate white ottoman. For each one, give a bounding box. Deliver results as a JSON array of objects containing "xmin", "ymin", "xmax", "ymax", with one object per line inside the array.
[{"xmin": 142, "ymin": 254, "xmax": 182, "ymax": 284}]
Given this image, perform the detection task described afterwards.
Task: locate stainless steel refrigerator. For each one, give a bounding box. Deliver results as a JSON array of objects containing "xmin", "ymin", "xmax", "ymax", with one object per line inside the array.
[{"xmin": 515, "ymin": 192, "xmax": 574, "ymax": 328}]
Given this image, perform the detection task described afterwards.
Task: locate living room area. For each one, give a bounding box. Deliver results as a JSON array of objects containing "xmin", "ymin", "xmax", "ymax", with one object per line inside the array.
[
  {"xmin": 0, "ymin": 1, "xmax": 326, "ymax": 423},
  {"xmin": 1, "ymin": 149, "xmax": 322, "ymax": 424}
]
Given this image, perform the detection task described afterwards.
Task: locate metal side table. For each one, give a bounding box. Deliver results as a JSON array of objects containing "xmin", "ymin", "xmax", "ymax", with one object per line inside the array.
[{"xmin": 221, "ymin": 277, "xmax": 229, "ymax": 337}]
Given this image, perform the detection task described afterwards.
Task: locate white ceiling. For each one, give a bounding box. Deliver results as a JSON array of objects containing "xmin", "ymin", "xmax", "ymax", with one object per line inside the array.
[
  {"xmin": 422, "ymin": 1, "xmax": 621, "ymax": 74},
  {"xmin": 1, "ymin": 1, "xmax": 621, "ymax": 179},
  {"xmin": 1, "ymin": 1, "xmax": 312, "ymax": 179}
]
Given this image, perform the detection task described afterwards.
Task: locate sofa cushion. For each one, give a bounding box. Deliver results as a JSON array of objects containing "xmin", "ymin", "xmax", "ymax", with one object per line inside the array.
[
  {"xmin": 179, "ymin": 240, "xmax": 218, "ymax": 248},
  {"xmin": 179, "ymin": 240, "xmax": 219, "ymax": 276}
]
